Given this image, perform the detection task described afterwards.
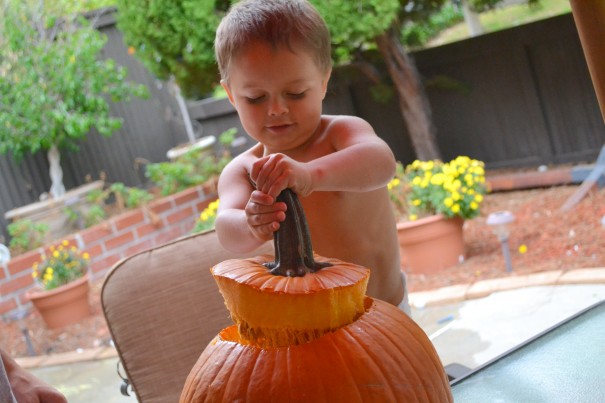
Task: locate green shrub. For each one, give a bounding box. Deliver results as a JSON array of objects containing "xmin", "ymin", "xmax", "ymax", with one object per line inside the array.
[
  {"xmin": 7, "ymin": 219, "xmax": 49, "ymax": 255},
  {"xmin": 146, "ymin": 128, "xmax": 236, "ymax": 196}
]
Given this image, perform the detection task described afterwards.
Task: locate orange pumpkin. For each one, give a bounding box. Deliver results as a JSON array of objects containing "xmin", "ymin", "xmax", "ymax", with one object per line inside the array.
[{"xmin": 180, "ymin": 190, "xmax": 453, "ymax": 402}]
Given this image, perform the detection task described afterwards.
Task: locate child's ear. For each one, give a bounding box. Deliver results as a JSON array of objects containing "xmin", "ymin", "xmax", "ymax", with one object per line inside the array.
[
  {"xmin": 221, "ymin": 79, "xmax": 235, "ymax": 105},
  {"xmin": 321, "ymin": 69, "xmax": 332, "ymax": 100}
]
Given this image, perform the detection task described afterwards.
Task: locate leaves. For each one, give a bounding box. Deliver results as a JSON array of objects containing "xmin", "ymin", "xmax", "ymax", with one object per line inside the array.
[
  {"xmin": 0, "ymin": 2, "xmax": 149, "ymax": 160},
  {"xmin": 116, "ymin": 0, "xmax": 222, "ymax": 99}
]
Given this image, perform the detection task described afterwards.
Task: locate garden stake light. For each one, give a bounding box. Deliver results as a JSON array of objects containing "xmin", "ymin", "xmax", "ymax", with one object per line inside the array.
[{"xmin": 487, "ymin": 211, "xmax": 515, "ymax": 273}]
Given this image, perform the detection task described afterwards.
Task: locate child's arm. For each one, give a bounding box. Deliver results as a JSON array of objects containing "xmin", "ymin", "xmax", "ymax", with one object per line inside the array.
[{"xmin": 251, "ymin": 116, "xmax": 396, "ymax": 199}]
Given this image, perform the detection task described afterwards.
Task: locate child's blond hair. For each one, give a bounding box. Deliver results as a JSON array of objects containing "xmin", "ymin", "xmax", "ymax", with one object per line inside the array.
[{"xmin": 215, "ymin": 0, "xmax": 332, "ymax": 82}]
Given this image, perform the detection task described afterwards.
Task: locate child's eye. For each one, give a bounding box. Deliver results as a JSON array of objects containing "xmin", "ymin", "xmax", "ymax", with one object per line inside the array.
[
  {"xmin": 246, "ymin": 95, "xmax": 265, "ymax": 104},
  {"xmin": 287, "ymin": 91, "xmax": 306, "ymax": 99}
]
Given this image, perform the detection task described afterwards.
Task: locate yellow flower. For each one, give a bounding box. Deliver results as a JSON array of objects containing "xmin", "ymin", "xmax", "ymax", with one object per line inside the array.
[
  {"xmin": 209, "ymin": 200, "xmax": 220, "ymax": 211},
  {"xmin": 32, "ymin": 271, "xmax": 38, "ymax": 278},
  {"xmin": 451, "ymin": 204, "xmax": 461, "ymax": 214},
  {"xmin": 474, "ymin": 194, "xmax": 484, "ymax": 202},
  {"xmin": 83, "ymin": 252, "xmax": 90, "ymax": 260},
  {"xmin": 408, "ymin": 214, "xmax": 418, "ymax": 221},
  {"xmin": 444, "ymin": 198, "xmax": 453, "ymax": 207},
  {"xmin": 201, "ymin": 212, "xmax": 209, "ymax": 221},
  {"xmin": 53, "ymin": 250, "xmax": 60, "ymax": 258},
  {"xmin": 412, "ymin": 176, "xmax": 422, "ymax": 186},
  {"xmin": 412, "ymin": 199, "xmax": 421, "ymax": 206},
  {"xmin": 430, "ymin": 173, "xmax": 446, "ymax": 185},
  {"xmin": 62, "ymin": 240, "xmax": 69, "ymax": 247},
  {"xmin": 519, "ymin": 244, "xmax": 528, "ymax": 254},
  {"xmin": 470, "ymin": 201, "xmax": 478, "ymax": 210}
]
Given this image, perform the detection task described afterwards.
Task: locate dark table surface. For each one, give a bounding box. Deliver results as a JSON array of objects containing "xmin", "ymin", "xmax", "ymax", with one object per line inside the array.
[{"xmin": 450, "ymin": 299, "xmax": 605, "ymax": 402}]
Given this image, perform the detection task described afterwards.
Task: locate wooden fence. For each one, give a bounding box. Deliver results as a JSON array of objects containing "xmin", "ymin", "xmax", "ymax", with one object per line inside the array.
[{"xmin": 1, "ymin": 11, "xmax": 603, "ymax": 243}]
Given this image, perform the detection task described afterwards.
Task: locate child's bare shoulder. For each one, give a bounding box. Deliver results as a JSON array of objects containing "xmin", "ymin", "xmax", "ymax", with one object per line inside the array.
[
  {"xmin": 220, "ymin": 144, "xmax": 262, "ymax": 182},
  {"xmin": 321, "ymin": 115, "xmax": 377, "ymax": 140}
]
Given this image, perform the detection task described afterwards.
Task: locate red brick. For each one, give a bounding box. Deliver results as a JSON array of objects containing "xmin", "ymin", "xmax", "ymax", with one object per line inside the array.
[
  {"xmin": 91, "ymin": 254, "xmax": 122, "ymax": 275},
  {"xmin": 80, "ymin": 224, "xmax": 113, "ymax": 245},
  {"xmin": 113, "ymin": 210, "xmax": 145, "ymax": 231},
  {"xmin": 125, "ymin": 240, "xmax": 153, "ymax": 257},
  {"xmin": 202, "ymin": 181, "xmax": 218, "ymax": 195},
  {"xmin": 195, "ymin": 198, "xmax": 214, "ymax": 213},
  {"xmin": 172, "ymin": 187, "xmax": 199, "ymax": 206},
  {"xmin": 0, "ymin": 275, "xmax": 34, "ymax": 295},
  {"xmin": 487, "ymin": 168, "xmax": 573, "ymax": 192},
  {"xmin": 0, "ymin": 297, "xmax": 17, "ymax": 316},
  {"xmin": 149, "ymin": 198, "xmax": 173, "ymax": 215},
  {"xmin": 7, "ymin": 251, "xmax": 43, "ymax": 275},
  {"xmin": 136, "ymin": 222, "xmax": 159, "ymax": 238},
  {"xmin": 104, "ymin": 232, "xmax": 135, "ymax": 252},
  {"xmin": 165, "ymin": 207, "xmax": 194, "ymax": 225},
  {"xmin": 84, "ymin": 244, "xmax": 104, "ymax": 259}
]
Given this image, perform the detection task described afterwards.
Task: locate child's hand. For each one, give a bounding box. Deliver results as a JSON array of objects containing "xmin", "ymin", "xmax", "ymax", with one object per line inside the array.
[
  {"xmin": 250, "ymin": 153, "xmax": 313, "ymax": 199},
  {"xmin": 245, "ymin": 190, "xmax": 287, "ymax": 240}
]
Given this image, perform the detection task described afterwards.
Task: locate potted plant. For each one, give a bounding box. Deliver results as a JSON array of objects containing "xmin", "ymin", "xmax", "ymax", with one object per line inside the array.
[
  {"xmin": 389, "ymin": 156, "xmax": 487, "ymax": 273},
  {"xmin": 26, "ymin": 240, "xmax": 91, "ymax": 329}
]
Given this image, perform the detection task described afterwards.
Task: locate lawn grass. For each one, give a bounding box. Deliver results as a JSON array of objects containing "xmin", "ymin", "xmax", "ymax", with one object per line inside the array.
[{"xmin": 426, "ymin": 0, "xmax": 572, "ymax": 48}]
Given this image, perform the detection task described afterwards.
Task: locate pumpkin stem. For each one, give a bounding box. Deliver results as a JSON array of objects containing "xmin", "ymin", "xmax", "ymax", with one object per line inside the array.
[{"xmin": 264, "ymin": 189, "xmax": 332, "ymax": 276}]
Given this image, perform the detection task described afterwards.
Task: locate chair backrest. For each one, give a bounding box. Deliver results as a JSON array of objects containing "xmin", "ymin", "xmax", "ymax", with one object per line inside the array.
[{"xmin": 101, "ymin": 230, "xmax": 273, "ymax": 403}]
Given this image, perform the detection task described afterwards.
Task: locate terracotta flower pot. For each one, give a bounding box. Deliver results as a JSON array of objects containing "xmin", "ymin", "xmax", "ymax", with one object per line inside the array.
[
  {"xmin": 26, "ymin": 274, "xmax": 91, "ymax": 329},
  {"xmin": 397, "ymin": 214, "xmax": 465, "ymax": 274}
]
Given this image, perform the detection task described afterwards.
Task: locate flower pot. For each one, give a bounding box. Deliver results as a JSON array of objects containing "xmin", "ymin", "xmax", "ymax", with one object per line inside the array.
[
  {"xmin": 26, "ymin": 275, "xmax": 91, "ymax": 329},
  {"xmin": 397, "ymin": 215, "xmax": 465, "ymax": 275}
]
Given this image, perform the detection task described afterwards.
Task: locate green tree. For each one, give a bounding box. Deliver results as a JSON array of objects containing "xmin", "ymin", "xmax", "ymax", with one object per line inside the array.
[
  {"xmin": 115, "ymin": 0, "xmax": 522, "ymax": 160},
  {"xmin": 0, "ymin": 0, "xmax": 148, "ymax": 198}
]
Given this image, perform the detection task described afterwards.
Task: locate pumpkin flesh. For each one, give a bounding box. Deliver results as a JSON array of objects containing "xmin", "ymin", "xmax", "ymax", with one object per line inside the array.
[{"xmin": 212, "ymin": 254, "xmax": 369, "ymax": 347}]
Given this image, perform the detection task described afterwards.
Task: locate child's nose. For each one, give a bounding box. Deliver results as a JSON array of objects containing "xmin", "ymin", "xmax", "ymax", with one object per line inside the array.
[{"xmin": 268, "ymin": 97, "xmax": 288, "ymax": 116}]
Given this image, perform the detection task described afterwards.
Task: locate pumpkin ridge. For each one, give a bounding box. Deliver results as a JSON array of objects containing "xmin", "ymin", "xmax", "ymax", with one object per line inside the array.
[
  {"xmin": 375, "ymin": 302, "xmax": 451, "ymax": 396},
  {"xmin": 188, "ymin": 337, "xmax": 237, "ymax": 403},
  {"xmin": 246, "ymin": 347, "xmax": 276, "ymax": 401},
  {"xmin": 330, "ymin": 326, "xmax": 386, "ymax": 402},
  {"xmin": 351, "ymin": 311, "xmax": 432, "ymax": 401}
]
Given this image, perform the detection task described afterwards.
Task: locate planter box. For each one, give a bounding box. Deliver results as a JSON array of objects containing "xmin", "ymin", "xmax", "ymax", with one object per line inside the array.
[{"xmin": 4, "ymin": 181, "xmax": 104, "ymax": 243}]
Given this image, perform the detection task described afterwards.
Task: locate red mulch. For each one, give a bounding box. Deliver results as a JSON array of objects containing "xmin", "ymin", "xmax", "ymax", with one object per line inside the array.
[{"xmin": 2, "ymin": 184, "xmax": 604, "ymax": 359}]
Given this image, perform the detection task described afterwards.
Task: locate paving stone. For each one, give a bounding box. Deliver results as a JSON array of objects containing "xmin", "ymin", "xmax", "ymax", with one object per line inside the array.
[
  {"xmin": 409, "ymin": 284, "xmax": 470, "ymax": 307},
  {"xmin": 558, "ymin": 268, "xmax": 605, "ymax": 284}
]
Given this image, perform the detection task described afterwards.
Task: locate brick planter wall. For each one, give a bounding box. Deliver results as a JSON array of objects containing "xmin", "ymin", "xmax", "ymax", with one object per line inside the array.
[{"xmin": 0, "ymin": 183, "xmax": 217, "ymax": 318}]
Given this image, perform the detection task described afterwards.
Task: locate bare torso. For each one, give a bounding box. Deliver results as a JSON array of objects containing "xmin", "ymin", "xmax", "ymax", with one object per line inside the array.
[{"xmin": 231, "ymin": 115, "xmax": 404, "ymax": 305}]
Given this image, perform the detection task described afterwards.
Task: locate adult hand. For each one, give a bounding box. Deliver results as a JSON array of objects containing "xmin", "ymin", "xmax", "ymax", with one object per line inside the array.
[{"xmin": 1, "ymin": 347, "xmax": 67, "ymax": 403}]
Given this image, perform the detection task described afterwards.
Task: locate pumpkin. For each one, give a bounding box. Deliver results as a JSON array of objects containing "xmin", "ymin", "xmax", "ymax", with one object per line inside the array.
[{"xmin": 180, "ymin": 189, "xmax": 453, "ymax": 402}]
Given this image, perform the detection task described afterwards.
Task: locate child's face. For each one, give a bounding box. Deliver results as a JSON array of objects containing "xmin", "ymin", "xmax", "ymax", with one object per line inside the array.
[{"xmin": 222, "ymin": 40, "xmax": 331, "ymax": 154}]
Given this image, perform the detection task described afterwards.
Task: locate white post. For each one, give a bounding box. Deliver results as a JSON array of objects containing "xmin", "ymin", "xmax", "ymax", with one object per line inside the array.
[
  {"xmin": 462, "ymin": 0, "xmax": 484, "ymax": 37},
  {"xmin": 48, "ymin": 144, "xmax": 66, "ymax": 198},
  {"xmin": 171, "ymin": 78, "xmax": 197, "ymax": 143}
]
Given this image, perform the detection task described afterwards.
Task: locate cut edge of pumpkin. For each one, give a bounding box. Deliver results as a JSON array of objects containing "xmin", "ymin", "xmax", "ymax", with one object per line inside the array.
[{"xmin": 212, "ymin": 256, "xmax": 370, "ymax": 347}]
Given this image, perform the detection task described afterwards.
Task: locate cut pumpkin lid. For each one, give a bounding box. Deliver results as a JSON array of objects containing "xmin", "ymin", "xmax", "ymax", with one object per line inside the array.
[{"xmin": 212, "ymin": 254, "xmax": 370, "ymax": 347}]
